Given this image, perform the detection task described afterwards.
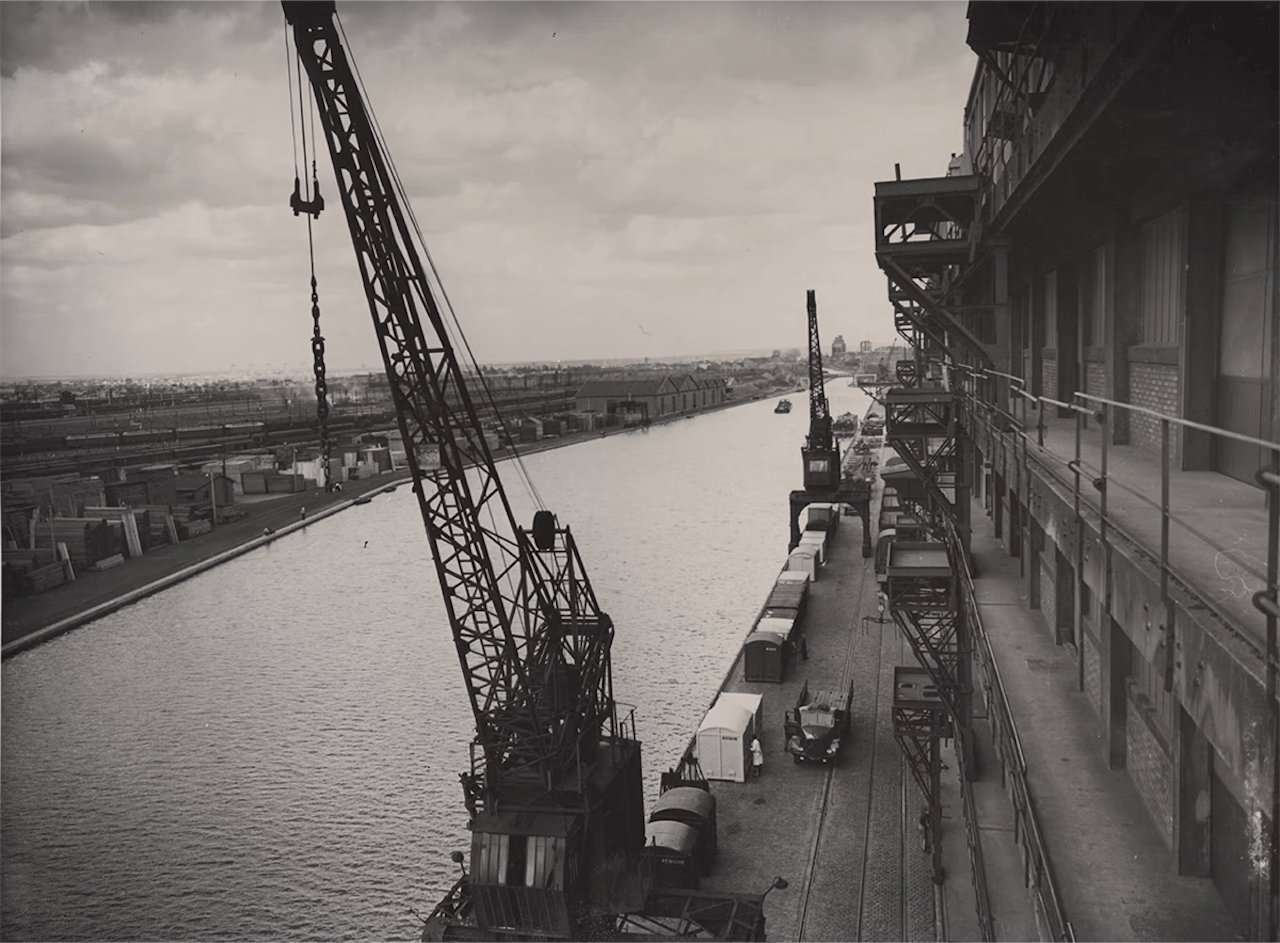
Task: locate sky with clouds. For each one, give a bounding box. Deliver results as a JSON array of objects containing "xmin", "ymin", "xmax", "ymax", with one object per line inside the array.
[{"xmin": 1, "ymin": 1, "xmax": 977, "ymax": 379}]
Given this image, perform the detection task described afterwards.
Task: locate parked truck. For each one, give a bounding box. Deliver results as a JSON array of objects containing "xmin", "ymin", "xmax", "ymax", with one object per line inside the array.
[{"xmin": 784, "ymin": 679, "xmax": 854, "ymax": 764}]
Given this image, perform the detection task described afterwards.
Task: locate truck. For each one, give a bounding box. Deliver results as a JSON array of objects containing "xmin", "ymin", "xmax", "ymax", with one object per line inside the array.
[{"xmin": 784, "ymin": 679, "xmax": 854, "ymax": 764}]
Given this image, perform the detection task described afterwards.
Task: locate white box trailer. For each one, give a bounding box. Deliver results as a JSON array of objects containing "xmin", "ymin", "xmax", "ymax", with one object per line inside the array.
[
  {"xmin": 695, "ymin": 691, "xmax": 764, "ymax": 783},
  {"xmin": 786, "ymin": 547, "xmax": 818, "ymax": 581},
  {"xmin": 798, "ymin": 531, "xmax": 827, "ymax": 565}
]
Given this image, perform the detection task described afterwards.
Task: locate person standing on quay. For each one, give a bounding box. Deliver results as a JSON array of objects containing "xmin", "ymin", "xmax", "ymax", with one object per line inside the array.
[
  {"xmin": 300, "ymin": 506, "xmax": 307, "ymax": 522},
  {"xmin": 750, "ymin": 737, "xmax": 764, "ymax": 779}
]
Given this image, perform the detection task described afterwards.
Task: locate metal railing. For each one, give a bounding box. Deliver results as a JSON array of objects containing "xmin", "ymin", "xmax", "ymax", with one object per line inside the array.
[
  {"xmin": 945, "ymin": 361, "xmax": 1278, "ymax": 661},
  {"xmin": 945, "ymin": 511, "xmax": 1076, "ymax": 942},
  {"xmin": 952, "ymin": 723, "xmax": 995, "ymax": 942}
]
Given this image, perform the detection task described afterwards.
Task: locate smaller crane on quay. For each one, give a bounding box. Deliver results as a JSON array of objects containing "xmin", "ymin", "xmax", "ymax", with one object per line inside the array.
[
  {"xmin": 789, "ymin": 291, "xmax": 874, "ymax": 558},
  {"xmin": 801, "ymin": 290, "xmax": 840, "ymax": 493}
]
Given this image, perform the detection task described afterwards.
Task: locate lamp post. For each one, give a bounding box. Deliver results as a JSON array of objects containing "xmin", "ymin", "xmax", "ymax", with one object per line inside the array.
[{"xmin": 762, "ymin": 876, "xmax": 787, "ymax": 899}]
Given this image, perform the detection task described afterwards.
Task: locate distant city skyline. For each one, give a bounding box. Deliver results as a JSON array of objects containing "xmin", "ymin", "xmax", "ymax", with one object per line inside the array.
[
  {"xmin": 1, "ymin": 2, "xmax": 972, "ymax": 379},
  {"xmin": 1, "ymin": 340, "xmax": 907, "ymax": 386}
]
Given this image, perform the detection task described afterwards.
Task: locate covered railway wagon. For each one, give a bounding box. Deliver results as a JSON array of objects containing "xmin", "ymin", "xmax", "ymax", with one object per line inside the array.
[
  {"xmin": 742, "ymin": 571, "xmax": 809, "ymax": 683},
  {"xmin": 649, "ymin": 786, "xmax": 717, "ymax": 874},
  {"xmin": 640, "ymin": 820, "xmax": 701, "ymax": 890}
]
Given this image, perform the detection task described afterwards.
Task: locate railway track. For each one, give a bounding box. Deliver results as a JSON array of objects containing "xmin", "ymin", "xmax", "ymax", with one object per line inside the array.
[{"xmin": 792, "ymin": 507, "xmax": 939, "ymax": 941}]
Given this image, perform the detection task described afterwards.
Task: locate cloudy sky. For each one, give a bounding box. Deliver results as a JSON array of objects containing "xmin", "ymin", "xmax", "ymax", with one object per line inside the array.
[{"xmin": 1, "ymin": 1, "xmax": 976, "ymax": 379}]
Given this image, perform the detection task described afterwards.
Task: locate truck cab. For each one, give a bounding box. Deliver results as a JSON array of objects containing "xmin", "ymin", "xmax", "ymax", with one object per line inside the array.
[{"xmin": 784, "ymin": 679, "xmax": 854, "ymax": 764}]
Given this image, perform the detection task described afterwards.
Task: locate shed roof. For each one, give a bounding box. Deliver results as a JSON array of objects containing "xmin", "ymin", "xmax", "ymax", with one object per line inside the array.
[{"xmin": 575, "ymin": 378, "xmax": 671, "ymax": 398}]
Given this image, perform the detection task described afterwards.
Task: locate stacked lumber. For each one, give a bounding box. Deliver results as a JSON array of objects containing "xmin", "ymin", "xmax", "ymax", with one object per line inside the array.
[
  {"xmin": 82, "ymin": 507, "xmax": 144, "ymax": 558},
  {"xmin": 135, "ymin": 505, "xmax": 179, "ymax": 545},
  {"xmin": 31, "ymin": 518, "xmax": 114, "ymax": 569},
  {"xmin": 26, "ymin": 561, "xmax": 67, "ymax": 594}
]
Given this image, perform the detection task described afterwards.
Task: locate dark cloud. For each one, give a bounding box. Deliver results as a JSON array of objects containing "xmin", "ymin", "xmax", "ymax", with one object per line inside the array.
[{"xmin": 1, "ymin": 2, "xmax": 278, "ymax": 78}]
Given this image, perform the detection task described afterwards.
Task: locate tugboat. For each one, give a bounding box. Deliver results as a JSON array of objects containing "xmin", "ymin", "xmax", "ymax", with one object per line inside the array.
[{"xmin": 775, "ymin": 398, "xmax": 793, "ymax": 414}]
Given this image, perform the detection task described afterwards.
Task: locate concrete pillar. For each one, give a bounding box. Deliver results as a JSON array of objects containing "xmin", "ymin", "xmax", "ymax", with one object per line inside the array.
[
  {"xmin": 1056, "ymin": 547, "xmax": 1075, "ymax": 648},
  {"xmin": 993, "ymin": 472, "xmax": 1004, "ymax": 540},
  {"xmin": 1110, "ymin": 227, "xmax": 1139, "ymax": 445},
  {"xmin": 992, "ymin": 245, "xmax": 1013, "ymax": 409},
  {"xmin": 1175, "ymin": 705, "xmax": 1212, "ymax": 877},
  {"xmin": 956, "ymin": 422, "xmax": 973, "ymax": 565},
  {"xmin": 1182, "ymin": 200, "xmax": 1224, "ymax": 470},
  {"xmin": 1030, "ymin": 272, "xmax": 1045, "ymax": 399},
  {"xmin": 1058, "ymin": 260, "xmax": 1080, "ymax": 418},
  {"xmin": 1102, "ymin": 615, "xmax": 1131, "ymax": 770}
]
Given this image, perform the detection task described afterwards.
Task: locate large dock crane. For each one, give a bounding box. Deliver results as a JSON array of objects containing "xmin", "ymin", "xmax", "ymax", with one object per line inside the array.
[{"xmin": 282, "ymin": 4, "xmax": 645, "ymax": 938}]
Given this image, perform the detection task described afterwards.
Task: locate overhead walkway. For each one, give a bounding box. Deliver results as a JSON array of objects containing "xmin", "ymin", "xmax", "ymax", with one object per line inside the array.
[{"xmin": 939, "ymin": 500, "xmax": 1244, "ymax": 942}]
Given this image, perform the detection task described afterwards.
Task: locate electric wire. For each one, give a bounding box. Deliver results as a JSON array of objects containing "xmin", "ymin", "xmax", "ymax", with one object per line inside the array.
[
  {"xmin": 284, "ymin": 26, "xmax": 299, "ymax": 179},
  {"xmin": 331, "ymin": 13, "xmax": 545, "ymax": 642},
  {"xmin": 335, "ymin": 12, "xmax": 548, "ymax": 516}
]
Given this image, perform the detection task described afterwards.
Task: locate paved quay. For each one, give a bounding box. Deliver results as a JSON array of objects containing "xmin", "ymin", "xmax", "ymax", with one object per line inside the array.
[
  {"xmin": 952, "ymin": 499, "xmax": 1243, "ymax": 942},
  {"xmin": 694, "ymin": 477, "xmax": 941, "ymax": 942}
]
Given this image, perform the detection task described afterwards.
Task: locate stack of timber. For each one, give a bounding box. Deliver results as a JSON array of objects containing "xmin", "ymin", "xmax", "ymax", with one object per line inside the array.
[
  {"xmin": 82, "ymin": 507, "xmax": 146, "ymax": 557},
  {"xmin": 30, "ymin": 516, "xmax": 116, "ymax": 569},
  {"xmin": 134, "ymin": 504, "xmax": 181, "ymax": 545}
]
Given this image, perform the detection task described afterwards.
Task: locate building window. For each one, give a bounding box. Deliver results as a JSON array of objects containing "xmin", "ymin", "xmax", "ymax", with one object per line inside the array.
[{"xmin": 1139, "ymin": 208, "xmax": 1185, "ymax": 346}]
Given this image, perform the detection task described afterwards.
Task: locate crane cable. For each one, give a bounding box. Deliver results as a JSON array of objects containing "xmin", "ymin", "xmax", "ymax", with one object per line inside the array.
[
  {"xmin": 336, "ymin": 13, "xmax": 548, "ymax": 517},
  {"xmin": 287, "ymin": 28, "xmax": 334, "ymax": 491}
]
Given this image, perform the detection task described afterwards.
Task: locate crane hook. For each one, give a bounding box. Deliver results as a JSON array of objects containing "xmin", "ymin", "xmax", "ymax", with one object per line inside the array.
[{"xmin": 290, "ymin": 175, "xmax": 325, "ymax": 218}]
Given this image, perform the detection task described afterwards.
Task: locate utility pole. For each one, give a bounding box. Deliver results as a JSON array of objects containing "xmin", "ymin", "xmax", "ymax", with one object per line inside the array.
[{"xmin": 209, "ymin": 469, "xmax": 217, "ymax": 527}]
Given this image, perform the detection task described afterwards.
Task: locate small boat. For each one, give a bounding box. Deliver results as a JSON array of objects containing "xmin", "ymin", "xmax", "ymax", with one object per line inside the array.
[
  {"xmin": 352, "ymin": 495, "xmax": 373, "ymax": 505},
  {"xmin": 775, "ymin": 399, "xmax": 793, "ymax": 414}
]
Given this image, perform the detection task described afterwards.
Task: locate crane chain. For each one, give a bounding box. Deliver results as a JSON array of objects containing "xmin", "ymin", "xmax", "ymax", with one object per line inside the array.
[{"xmin": 310, "ymin": 271, "xmax": 333, "ymax": 490}]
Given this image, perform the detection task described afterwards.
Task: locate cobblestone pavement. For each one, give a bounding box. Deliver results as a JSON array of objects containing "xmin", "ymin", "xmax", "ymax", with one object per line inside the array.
[{"xmin": 700, "ymin": 485, "xmax": 938, "ymax": 942}]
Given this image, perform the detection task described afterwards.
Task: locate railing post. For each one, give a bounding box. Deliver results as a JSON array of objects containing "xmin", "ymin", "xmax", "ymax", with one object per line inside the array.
[
  {"xmin": 1257, "ymin": 457, "xmax": 1280, "ymax": 940},
  {"xmin": 1161, "ymin": 419, "xmax": 1174, "ymax": 692},
  {"xmin": 1074, "ymin": 394, "xmax": 1084, "ymax": 693},
  {"xmin": 1099, "ymin": 405, "xmax": 1111, "ymax": 613}
]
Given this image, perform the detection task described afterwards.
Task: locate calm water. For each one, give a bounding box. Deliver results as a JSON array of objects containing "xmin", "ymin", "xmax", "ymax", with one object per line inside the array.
[{"xmin": 2, "ymin": 386, "xmax": 872, "ymax": 941}]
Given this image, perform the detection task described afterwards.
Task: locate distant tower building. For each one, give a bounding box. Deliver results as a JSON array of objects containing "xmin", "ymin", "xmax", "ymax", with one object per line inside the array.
[
  {"xmin": 831, "ymin": 335, "xmax": 846, "ymax": 358},
  {"xmin": 860, "ymin": 340, "xmax": 872, "ymax": 353}
]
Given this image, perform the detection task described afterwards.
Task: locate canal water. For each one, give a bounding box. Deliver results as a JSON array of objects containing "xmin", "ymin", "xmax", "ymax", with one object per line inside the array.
[{"xmin": 2, "ymin": 384, "xmax": 873, "ymax": 941}]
